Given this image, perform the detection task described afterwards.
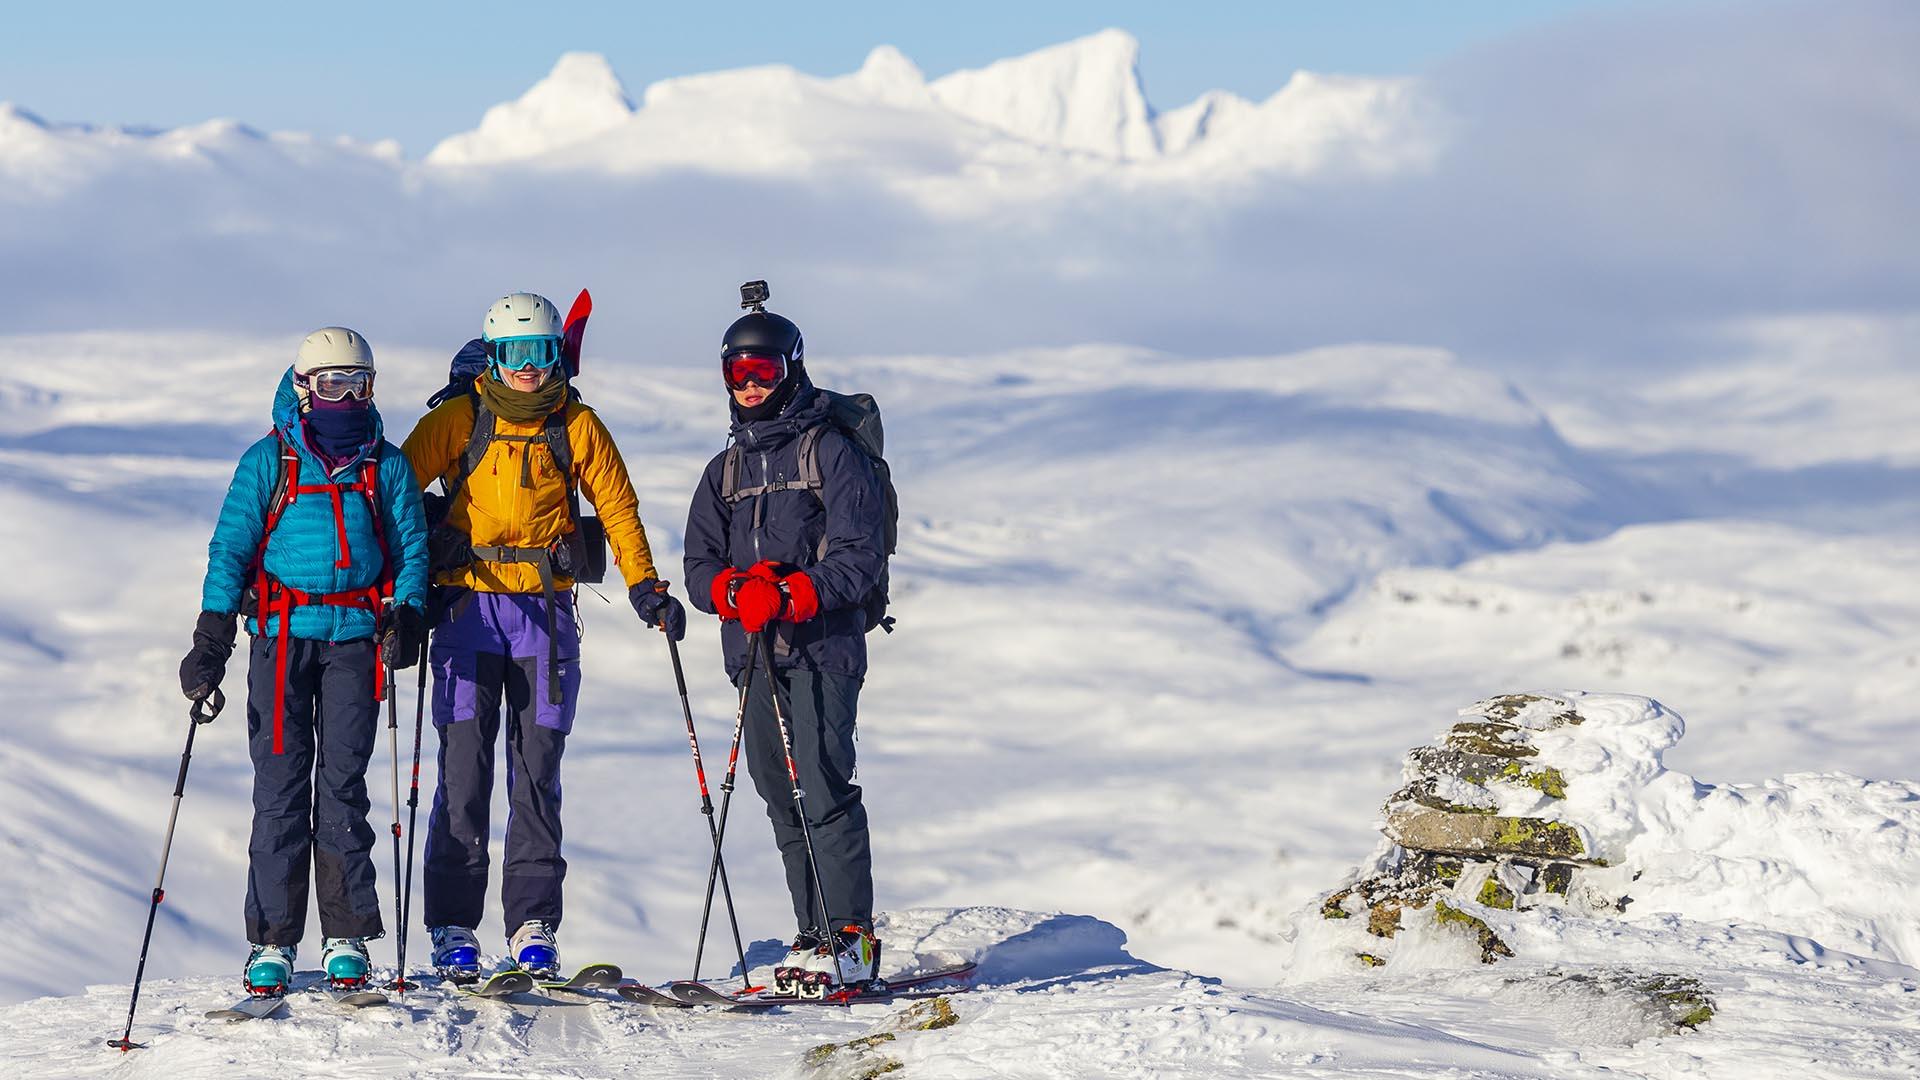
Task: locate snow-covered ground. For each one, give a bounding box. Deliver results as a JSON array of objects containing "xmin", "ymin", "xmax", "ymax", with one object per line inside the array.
[
  {"xmin": 0, "ymin": 324, "xmax": 1915, "ymax": 1077},
  {"xmin": 3, "ymin": 15, "xmax": 1919, "ymax": 1078}
]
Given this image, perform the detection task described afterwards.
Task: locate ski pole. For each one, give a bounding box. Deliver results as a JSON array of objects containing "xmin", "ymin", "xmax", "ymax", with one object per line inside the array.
[
  {"xmin": 758, "ymin": 630, "xmax": 844, "ymax": 980},
  {"xmin": 383, "ymin": 656, "xmax": 406, "ymax": 994},
  {"xmin": 694, "ymin": 632, "xmax": 756, "ymax": 989},
  {"xmin": 394, "ymin": 636, "xmax": 428, "ymax": 993},
  {"xmin": 664, "ymin": 626, "xmax": 750, "ymax": 988},
  {"xmin": 106, "ymin": 688, "xmax": 224, "ymax": 1052}
]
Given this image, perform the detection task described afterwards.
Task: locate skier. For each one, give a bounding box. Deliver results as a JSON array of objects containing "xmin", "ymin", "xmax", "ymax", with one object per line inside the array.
[
  {"xmin": 403, "ymin": 292, "xmax": 684, "ymax": 980},
  {"xmin": 178, "ymin": 327, "xmax": 431, "ymax": 995},
  {"xmin": 683, "ymin": 288, "xmax": 890, "ymax": 992}
]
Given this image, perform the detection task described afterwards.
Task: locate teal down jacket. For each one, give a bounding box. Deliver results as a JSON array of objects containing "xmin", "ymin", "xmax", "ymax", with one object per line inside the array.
[{"xmin": 200, "ymin": 369, "xmax": 430, "ymax": 641}]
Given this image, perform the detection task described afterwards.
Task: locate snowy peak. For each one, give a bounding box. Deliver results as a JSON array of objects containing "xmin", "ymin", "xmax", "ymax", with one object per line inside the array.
[
  {"xmin": 930, "ymin": 29, "xmax": 1160, "ymax": 160},
  {"xmin": 840, "ymin": 44, "xmax": 932, "ymax": 108},
  {"xmin": 427, "ymin": 52, "xmax": 635, "ymax": 166}
]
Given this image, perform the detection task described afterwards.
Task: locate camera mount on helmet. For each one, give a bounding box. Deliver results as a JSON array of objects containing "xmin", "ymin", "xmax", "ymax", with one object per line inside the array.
[{"xmin": 740, "ymin": 280, "xmax": 770, "ymax": 313}]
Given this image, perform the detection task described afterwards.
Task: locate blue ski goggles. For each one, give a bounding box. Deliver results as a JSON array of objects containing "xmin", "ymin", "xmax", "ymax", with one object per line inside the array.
[{"xmin": 487, "ymin": 335, "xmax": 564, "ymax": 371}]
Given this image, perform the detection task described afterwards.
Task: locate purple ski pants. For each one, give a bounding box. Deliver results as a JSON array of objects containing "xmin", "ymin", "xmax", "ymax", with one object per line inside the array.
[{"xmin": 421, "ymin": 589, "xmax": 581, "ymax": 934}]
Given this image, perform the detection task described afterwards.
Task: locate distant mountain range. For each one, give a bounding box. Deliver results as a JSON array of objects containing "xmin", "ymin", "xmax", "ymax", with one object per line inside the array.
[{"xmin": 1, "ymin": 31, "xmax": 1436, "ymax": 189}]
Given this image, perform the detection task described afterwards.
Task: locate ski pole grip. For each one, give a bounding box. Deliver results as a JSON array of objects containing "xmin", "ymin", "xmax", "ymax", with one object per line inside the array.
[{"xmin": 189, "ymin": 687, "xmax": 226, "ymax": 724}]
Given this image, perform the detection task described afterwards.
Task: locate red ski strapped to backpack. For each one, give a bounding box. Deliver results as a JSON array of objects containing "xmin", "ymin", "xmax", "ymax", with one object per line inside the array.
[{"xmin": 246, "ymin": 431, "xmax": 394, "ymax": 754}]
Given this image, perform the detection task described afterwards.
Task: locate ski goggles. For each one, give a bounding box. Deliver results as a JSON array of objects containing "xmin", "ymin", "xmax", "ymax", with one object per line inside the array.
[
  {"xmin": 487, "ymin": 335, "xmax": 564, "ymax": 371},
  {"xmin": 722, "ymin": 351, "xmax": 787, "ymax": 390},
  {"xmin": 297, "ymin": 367, "xmax": 374, "ymax": 402}
]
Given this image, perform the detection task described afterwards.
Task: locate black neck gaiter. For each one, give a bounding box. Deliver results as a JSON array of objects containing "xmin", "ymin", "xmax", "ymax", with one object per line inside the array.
[{"xmin": 732, "ymin": 372, "xmax": 801, "ymax": 424}]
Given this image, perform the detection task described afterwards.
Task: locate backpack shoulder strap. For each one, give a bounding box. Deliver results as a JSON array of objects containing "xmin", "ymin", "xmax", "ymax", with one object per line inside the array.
[
  {"xmin": 720, "ymin": 442, "xmax": 744, "ymax": 503},
  {"xmin": 797, "ymin": 425, "xmax": 828, "ymax": 493},
  {"xmin": 442, "ymin": 392, "xmax": 494, "ymax": 504},
  {"xmin": 541, "ymin": 408, "xmax": 575, "ymax": 483},
  {"xmin": 264, "ymin": 430, "xmax": 300, "ymax": 533},
  {"xmin": 543, "ymin": 407, "xmax": 581, "ymax": 524}
]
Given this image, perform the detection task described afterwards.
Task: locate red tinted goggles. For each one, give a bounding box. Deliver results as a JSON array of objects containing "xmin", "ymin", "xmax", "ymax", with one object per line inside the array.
[{"xmin": 722, "ymin": 351, "xmax": 787, "ymax": 390}]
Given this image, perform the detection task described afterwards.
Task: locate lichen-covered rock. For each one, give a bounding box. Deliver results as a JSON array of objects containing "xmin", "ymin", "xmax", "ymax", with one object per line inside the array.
[
  {"xmin": 1638, "ymin": 973, "xmax": 1715, "ymax": 1029},
  {"xmin": 1445, "ymin": 720, "xmax": 1538, "ymax": 758},
  {"xmin": 803, "ymin": 995, "xmax": 963, "ymax": 1077},
  {"xmin": 1384, "ymin": 805, "xmax": 1589, "ymax": 861},
  {"xmin": 1433, "ymin": 900, "xmax": 1515, "ymax": 963},
  {"xmin": 889, "ymin": 996, "xmax": 959, "ymax": 1032},
  {"xmin": 1387, "ymin": 776, "xmax": 1498, "ymax": 816},
  {"xmin": 804, "ymin": 1032, "xmax": 900, "ymax": 1079},
  {"xmin": 1476, "ymin": 876, "xmax": 1516, "ymax": 910},
  {"xmin": 1538, "ymin": 863, "xmax": 1575, "ymax": 896},
  {"xmin": 1404, "ymin": 747, "xmax": 1569, "ymax": 799},
  {"xmin": 1467, "ymin": 693, "xmax": 1583, "ymax": 728}
]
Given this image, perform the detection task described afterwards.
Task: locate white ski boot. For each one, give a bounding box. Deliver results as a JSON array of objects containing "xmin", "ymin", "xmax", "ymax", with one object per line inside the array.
[
  {"xmin": 773, "ymin": 929, "xmax": 825, "ymax": 996},
  {"xmin": 430, "ymin": 925, "xmax": 482, "ymax": 983},
  {"xmin": 800, "ymin": 925, "xmax": 880, "ymax": 999},
  {"xmin": 321, "ymin": 937, "xmax": 372, "ymax": 989},
  {"xmin": 509, "ymin": 920, "xmax": 561, "ymax": 980},
  {"xmin": 243, "ymin": 943, "xmax": 295, "ymax": 996}
]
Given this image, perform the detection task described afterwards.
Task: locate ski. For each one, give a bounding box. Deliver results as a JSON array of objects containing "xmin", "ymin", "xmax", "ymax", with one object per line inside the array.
[
  {"xmin": 536, "ymin": 962, "xmax": 622, "ymax": 992},
  {"xmin": 315, "ymin": 985, "xmax": 388, "ymax": 1008},
  {"xmin": 669, "ymin": 963, "xmax": 977, "ymax": 1009},
  {"xmin": 205, "ymin": 995, "xmax": 287, "ymax": 1022},
  {"xmin": 453, "ymin": 969, "xmax": 537, "ymax": 999},
  {"xmin": 614, "ymin": 982, "xmax": 694, "ymax": 1008},
  {"xmin": 560, "ymin": 288, "xmax": 591, "ymax": 376}
]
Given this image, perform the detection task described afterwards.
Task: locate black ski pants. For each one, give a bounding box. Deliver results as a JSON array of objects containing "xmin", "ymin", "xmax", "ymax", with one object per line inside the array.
[
  {"xmin": 242, "ymin": 636, "xmax": 384, "ymax": 946},
  {"xmin": 741, "ymin": 667, "xmax": 873, "ymax": 935}
]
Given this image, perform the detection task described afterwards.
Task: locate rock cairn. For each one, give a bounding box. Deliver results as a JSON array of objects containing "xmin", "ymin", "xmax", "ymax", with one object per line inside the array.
[{"xmin": 1320, "ymin": 693, "xmax": 1631, "ymax": 965}]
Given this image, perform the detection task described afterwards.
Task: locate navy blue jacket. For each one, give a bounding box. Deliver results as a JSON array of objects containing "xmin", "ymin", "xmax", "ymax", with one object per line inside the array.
[{"xmin": 684, "ymin": 381, "xmax": 887, "ymax": 680}]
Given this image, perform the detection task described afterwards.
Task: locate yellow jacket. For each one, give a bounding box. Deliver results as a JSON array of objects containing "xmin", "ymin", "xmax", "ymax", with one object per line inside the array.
[{"xmin": 402, "ymin": 384, "xmax": 659, "ymax": 593}]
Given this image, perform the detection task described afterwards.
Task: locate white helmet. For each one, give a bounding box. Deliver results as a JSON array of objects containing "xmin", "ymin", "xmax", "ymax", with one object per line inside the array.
[
  {"xmin": 483, "ymin": 292, "xmax": 562, "ymax": 341},
  {"xmin": 296, "ymin": 326, "xmax": 375, "ymax": 374},
  {"xmin": 293, "ymin": 327, "xmax": 375, "ymax": 407}
]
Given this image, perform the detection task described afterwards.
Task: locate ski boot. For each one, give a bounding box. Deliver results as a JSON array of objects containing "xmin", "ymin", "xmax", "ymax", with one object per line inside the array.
[
  {"xmin": 430, "ymin": 925, "xmax": 483, "ymax": 984},
  {"xmin": 509, "ymin": 920, "xmax": 560, "ymax": 980},
  {"xmin": 773, "ymin": 929, "xmax": 826, "ymax": 996},
  {"xmin": 801, "ymin": 926, "xmax": 880, "ymax": 1000},
  {"xmin": 321, "ymin": 937, "xmax": 372, "ymax": 990},
  {"xmin": 243, "ymin": 943, "xmax": 295, "ymax": 997}
]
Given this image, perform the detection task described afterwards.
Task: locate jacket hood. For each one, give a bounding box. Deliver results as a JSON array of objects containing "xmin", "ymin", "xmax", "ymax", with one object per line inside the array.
[{"xmin": 271, "ymin": 367, "xmax": 386, "ymax": 472}]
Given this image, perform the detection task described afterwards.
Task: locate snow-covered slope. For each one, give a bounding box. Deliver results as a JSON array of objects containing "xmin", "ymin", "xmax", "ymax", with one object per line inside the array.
[{"xmin": 0, "ymin": 325, "xmax": 1916, "ymax": 1076}]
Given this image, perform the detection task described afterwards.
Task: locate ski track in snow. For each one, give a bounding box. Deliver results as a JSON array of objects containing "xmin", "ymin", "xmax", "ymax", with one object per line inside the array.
[{"xmin": 0, "ymin": 332, "xmax": 1917, "ymax": 1077}]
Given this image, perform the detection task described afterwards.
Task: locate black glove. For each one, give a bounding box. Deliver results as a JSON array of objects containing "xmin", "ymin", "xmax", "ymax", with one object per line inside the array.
[
  {"xmin": 382, "ymin": 603, "xmax": 428, "ymax": 670},
  {"xmin": 629, "ymin": 579, "xmax": 687, "ymax": 642},
  {"xmin": 179, "ymin": 610, "xmax": 237, "ymax": 703}
]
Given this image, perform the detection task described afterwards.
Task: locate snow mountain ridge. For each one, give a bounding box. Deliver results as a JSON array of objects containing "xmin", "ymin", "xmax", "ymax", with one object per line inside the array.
[{"xmin": 383, "ymin": 29, "xmax": 1422, "ymax": 175}]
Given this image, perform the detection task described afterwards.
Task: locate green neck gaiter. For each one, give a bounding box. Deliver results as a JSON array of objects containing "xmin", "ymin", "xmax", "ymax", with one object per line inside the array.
[{"xmin": 476, "ymin": 369, "xmax": 568, "ymax": 424}]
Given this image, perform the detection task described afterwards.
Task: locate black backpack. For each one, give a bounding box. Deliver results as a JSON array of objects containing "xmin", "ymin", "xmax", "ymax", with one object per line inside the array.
[{"xmin": 721, "ymin": 389, "xmax": 898, "ymax": 633}]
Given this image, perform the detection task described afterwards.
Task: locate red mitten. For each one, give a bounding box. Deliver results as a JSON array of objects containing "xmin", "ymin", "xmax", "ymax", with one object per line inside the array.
[
  {"xmin": 748, "ymin": 560, "xmax": 782, "ymax": 581},
  {"xmin": 781, "ymin": 571, "xmax": 820, "ymax": 623},
  {"xmin": 733, "ymin": 575, "xmax": 787, "ymax": 634},
  {"xmin": 710, "ymin": 568, "xmax": 745, "ymax": 620}
]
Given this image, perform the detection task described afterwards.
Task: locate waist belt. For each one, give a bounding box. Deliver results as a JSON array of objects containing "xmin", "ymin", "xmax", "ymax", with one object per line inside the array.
[
  {"xmin": 471, "ymin": 545, "xmax": 566, "ymax": 706},
  {"xmin": 256, "ymin": 575, "xmax": 390, "ymax": 754}
]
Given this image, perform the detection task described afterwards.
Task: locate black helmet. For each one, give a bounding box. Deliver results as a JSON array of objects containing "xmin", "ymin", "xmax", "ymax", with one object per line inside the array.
[{"xmin": 721, "ymin": 310, "xmax": 804, "ymax": 366}]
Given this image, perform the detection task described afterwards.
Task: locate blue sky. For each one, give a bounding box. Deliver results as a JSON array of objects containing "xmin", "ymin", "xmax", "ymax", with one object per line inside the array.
[{"xmin": 3, "ymin": 0, "xmax": 1650, "ymax": 153}]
